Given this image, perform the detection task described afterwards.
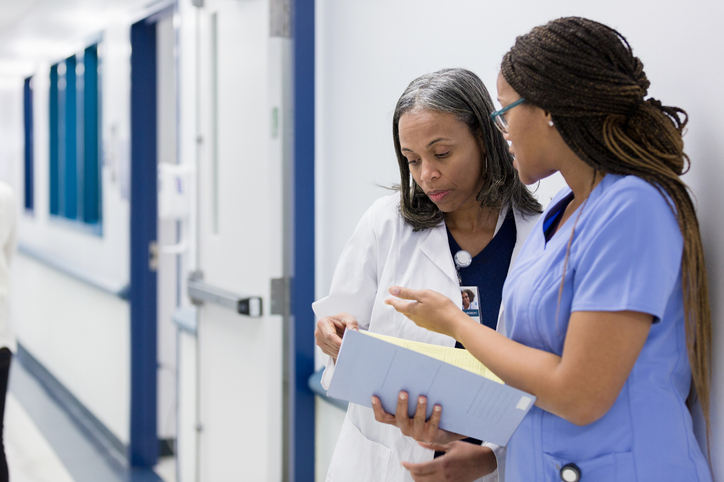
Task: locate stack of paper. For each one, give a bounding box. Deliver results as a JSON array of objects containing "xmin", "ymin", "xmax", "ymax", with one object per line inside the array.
[{"xmin": 327, "ymin": 330, "xmax": 535, "ymax": 446}]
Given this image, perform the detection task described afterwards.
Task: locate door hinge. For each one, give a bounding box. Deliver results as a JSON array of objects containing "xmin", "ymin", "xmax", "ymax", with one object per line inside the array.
[{"xmin": 270, "ymin": 277, "xmax": 290, "ymax": 316}]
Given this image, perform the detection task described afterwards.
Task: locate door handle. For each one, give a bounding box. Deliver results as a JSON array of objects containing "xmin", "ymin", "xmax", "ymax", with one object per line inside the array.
[{"xmin": 187, "ymin": 271, "xmax": 263, "ymax": 317}]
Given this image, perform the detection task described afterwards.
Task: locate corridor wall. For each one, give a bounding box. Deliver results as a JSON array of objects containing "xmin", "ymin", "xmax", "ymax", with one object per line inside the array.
[
  {"xmin": 11, "ymin": 21, "xmax": 133, "ymax": 446},
  {"xmin": 314, "ymin": 1, "xmax": 724, "ymax": 480}
]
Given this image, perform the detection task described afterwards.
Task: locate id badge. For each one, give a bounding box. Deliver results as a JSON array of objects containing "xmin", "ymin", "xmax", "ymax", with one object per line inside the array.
[{"xmin": 460, "ymin": 286, "xmax": 480, "ymax": 323}]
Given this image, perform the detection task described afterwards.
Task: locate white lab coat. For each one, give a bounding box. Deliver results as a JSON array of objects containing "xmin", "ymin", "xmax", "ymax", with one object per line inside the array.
[{"xmin": 313, "ymin": 193, "xmax": 539, "ymax": 482}]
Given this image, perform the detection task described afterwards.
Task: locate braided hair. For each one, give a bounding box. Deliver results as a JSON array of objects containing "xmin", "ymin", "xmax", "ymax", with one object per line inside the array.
[{"xmin": 502, "ymin": 17, "xmax": 712, "ymax": 443}]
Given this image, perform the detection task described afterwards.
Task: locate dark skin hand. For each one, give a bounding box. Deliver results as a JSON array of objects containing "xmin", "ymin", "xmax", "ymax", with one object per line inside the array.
[
  {"xmin": 371, "ymin": 393, "xmax": 494, "ymax": 480},
  {"xmin": 371, "ymin": 392, "xmax": 462, "ymax": 445},
  {"xmin": 402, "ymin": 441, "xmax": 497, "ymax": 482}
]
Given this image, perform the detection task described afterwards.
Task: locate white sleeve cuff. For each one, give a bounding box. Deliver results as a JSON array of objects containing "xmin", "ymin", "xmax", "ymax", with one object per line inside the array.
[
  {"xmin": 320, "ymin": 353, "xmax": 336, "ymax": 390},
  {"xmin": 476, "ymin": 442, "xmax": 505, "ymax": 482}
]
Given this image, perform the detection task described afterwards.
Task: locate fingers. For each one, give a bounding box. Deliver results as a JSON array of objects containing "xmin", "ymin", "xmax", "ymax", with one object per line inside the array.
[
  {"xmin": 314, "ymin": 313, "xmax": 361, "ymax": 358},
  {"xmin": 371, "ymin": 396, "xmax": 396, "ymax": 425},
  {"xmin": 413, "ymin": 396, "xmax": 427, "ymax": 435},
  {"xmin": 427, "ymin": 404, "xmax": 442, "ymax": 438},
  {"xmin": 395, "ymin": 391, "xmax": 411, "ymax": 430},
  {"xmin": 314, "ymin": 317, "xmax": 343, "ymax": 358},
  {"xmin": 388, "ymin": 285, "xmax": 425, "ymax": 301},
  {"xmin": 417, "ymin": 440, "xmax": 449, "ymax": 453},
  {"xmin": 402, "ymin": 458, "xmax": 439, "ymax": 479},
  {"xmin": 335, "ymin": 312, "xmax": 359, "ymax": 331},
  {"xmin": 384, "ymin": 296, "xmax": 415, "ymax": 313}
]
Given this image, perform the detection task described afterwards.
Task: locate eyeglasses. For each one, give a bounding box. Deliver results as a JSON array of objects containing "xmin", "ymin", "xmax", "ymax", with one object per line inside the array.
[{"xmin": 490, "ymin": 98, "xmax": 525, "ymax": 134}]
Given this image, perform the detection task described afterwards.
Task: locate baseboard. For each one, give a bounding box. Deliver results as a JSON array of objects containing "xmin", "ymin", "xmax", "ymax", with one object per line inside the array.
[{"xmin": 16, "ymin": 343, "xmax": 129, "ymax": 468}]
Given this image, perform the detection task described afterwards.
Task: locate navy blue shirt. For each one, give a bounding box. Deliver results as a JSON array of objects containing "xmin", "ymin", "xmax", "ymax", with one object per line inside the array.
[
  {"xmin": 447, "ymin": 210, "xmax": 517, "ymax": 332},
  {"xmin": 436, "ymin": 210, "xmax": 516, "ymax": 452}
]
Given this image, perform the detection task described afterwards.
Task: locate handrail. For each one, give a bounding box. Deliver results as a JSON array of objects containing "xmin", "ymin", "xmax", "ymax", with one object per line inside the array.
[
  {"xmin": 308, "ymin": 369, "xmax": 348, "ymax": 411},
  {"xmin": 18, "ymin": 243, "xmax": 129, "ymax": 300}
]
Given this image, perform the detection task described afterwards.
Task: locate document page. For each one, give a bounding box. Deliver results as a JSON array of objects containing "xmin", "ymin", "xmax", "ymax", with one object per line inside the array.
[{"xmin": 365, "ymin": 331, "xmax": 503, "ymax": 383}]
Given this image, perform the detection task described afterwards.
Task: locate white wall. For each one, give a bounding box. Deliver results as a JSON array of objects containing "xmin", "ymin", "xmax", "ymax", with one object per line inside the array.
[
  {"xmin": 0, "ymin": 81, "xmax": 22, "ymax": 186},
  {"xmin": 9, "ymin": 19, "xmax": 134, "ymax": 444},
  {"xmin": 13, "ymin": 255, "xmax": 131, "ymax": 441},
  {"xmin": 314, "ymin": 0, "xmax": 724, "ymax": 479}
]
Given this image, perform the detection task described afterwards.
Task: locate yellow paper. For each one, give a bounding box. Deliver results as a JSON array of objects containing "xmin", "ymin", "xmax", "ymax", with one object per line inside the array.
[{"xmin": 364, "ymin": 331, "xmax": 503, "ymax": 384}]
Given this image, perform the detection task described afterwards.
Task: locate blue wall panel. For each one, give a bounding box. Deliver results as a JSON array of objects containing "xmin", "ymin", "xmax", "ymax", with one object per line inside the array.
[
  {"xmin": 129, "ymin": 18, "xmax": 158, "ymax": 469},
  {"xmin": 292, "ymin": 0, "xmax": 316, "ymax": 480}
]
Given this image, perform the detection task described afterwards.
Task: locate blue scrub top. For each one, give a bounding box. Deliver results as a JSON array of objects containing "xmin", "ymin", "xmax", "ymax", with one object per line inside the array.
[{"xmin": 502, "ymin": 174, "xmax": 711, "ymax": 481}]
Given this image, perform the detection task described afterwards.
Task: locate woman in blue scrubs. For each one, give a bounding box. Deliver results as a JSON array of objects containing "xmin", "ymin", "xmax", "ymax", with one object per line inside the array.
[{"xmin": 383, "ymin": 17, "xmax": 713, "ymax": 482}]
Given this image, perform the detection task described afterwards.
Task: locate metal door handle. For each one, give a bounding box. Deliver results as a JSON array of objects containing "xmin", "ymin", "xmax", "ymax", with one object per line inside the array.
[{"xmin": 187, "ymin": 271, "xmax": 262, "ymax": 317}]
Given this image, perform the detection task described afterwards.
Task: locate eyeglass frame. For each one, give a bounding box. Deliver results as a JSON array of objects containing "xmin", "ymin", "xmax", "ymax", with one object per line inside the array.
[{"xmin": 489, "ymin": 98, "xmax": 526, "ymax": 133}]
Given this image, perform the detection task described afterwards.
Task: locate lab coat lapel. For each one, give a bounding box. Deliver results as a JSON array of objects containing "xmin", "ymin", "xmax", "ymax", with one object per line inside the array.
[{"xmin": 419, "ymin": 223, "xmax": 458, "ymax": 285}]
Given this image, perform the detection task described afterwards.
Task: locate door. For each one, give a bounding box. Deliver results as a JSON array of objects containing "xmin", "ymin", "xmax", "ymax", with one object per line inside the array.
[{"xmin": 192, "ymin": 1, "xmax": 288, "ymax": 480}]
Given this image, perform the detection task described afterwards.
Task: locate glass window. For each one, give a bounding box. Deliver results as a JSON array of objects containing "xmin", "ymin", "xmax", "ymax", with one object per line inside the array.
[{"xmin": 48, "ymin": 44, "xmax": 102, "ymax": 229}]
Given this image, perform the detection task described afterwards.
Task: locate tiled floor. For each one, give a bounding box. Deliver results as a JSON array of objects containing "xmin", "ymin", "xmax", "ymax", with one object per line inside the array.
[{"xmin": 6, "ymin": 360, "xmax": 175, "ymax": 482}]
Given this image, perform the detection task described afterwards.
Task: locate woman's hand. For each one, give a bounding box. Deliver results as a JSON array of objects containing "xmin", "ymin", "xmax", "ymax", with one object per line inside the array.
[
  {"xmin": 370, "ymin": 392, "xmax": 462, "ymax": 445},
  {"xmin": 402, "ymin": 441, "xmax": 497, "ymax": 482},
  {"xmin": 314, "ymin": 312, "xmax": 359, "ymax": 361},
  {"xmin": 385, "ymin": 286, "xmax": 473, "ymax": 339}
]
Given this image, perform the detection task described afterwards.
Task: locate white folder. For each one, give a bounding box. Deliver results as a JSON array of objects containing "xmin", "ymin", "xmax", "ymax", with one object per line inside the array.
[{"xmin": 327, "ymin": 329, "xmax": 535, "ymax": 447}]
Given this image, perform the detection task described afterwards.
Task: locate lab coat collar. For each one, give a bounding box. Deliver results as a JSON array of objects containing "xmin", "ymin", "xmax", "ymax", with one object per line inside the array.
[
  {"xmin": 419, "ymin": 223, "xmax": 459, "ymax": 285},
  {"xmin": 419, "ymin": 206, "xmax": 538, "ymax": 288}
]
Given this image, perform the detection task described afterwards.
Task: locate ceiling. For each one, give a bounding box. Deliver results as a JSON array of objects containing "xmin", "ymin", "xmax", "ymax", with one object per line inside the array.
[{"xmin": 0, "ymin": 0, "xmax": 163, "ymax": 78}]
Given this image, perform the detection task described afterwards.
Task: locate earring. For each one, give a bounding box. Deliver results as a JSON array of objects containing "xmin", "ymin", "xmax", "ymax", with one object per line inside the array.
[{"xmin": 548, "ymin": 120, "xmax": 555, "ymax": 127}]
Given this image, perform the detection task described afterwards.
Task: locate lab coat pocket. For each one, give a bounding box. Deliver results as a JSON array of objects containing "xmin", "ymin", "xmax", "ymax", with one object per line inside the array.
[
  {"xmin": 542, "ymin": 451, "xmax": 635, "ymax": 481},
  {"xmin": 327, "ymin": 416, "xmax": 392, "ymax": 482}
]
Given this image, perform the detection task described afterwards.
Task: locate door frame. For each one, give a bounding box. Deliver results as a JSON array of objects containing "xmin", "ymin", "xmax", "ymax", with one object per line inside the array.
[{"xmin": 290, "ymin": 0, "xmax": 315, "ymax": 480}]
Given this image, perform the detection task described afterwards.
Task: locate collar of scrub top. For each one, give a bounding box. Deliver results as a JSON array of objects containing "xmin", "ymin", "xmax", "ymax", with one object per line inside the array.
[{"xmin": 454, "ymin": 250, "xmax": 472, "ymax": 285}]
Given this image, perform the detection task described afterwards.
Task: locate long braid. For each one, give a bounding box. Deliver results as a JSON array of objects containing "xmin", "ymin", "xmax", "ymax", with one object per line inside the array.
[{"xmin": 502, "ymin": 17, "xmax": 712, "ymax": 452}]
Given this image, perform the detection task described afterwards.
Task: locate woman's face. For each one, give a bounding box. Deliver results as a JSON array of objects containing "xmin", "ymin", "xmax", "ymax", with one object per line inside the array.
[
  {"xmin": 496, "ymin": 72, "xmax": 558, "ymax": 185},
  {"xmin": 462, "ymin": 291, "xmax": 470, "ymax": 308},
  {"xmin": 398, "ymin": 110, "xmax": 485, "ymax": 214}
]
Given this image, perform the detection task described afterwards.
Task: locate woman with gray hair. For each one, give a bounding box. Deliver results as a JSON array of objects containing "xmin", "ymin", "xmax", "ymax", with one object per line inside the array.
[{"xmin": 314, "ymin": 68, "xmax": 540, "ymax": 482}]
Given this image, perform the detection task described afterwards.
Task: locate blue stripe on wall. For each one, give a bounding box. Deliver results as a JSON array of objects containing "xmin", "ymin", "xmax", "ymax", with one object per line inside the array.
[
  {"xmin": 49, "ymin": 65, "xmax": 60, "ymax": 216},
  {"xmin": 64, "ymin": 55, "xmax": 78, "ymax": 221},
  {"xmin": 129, "ymin": 18, "xmax": 158, "ymax": 469},
  {"xmin": 83, "ymin": 44, "xmax": 100, "ymax": 224},
  {"xmin": 292, "ymin": 0, "xmax": 315, "ymax": 480}
]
